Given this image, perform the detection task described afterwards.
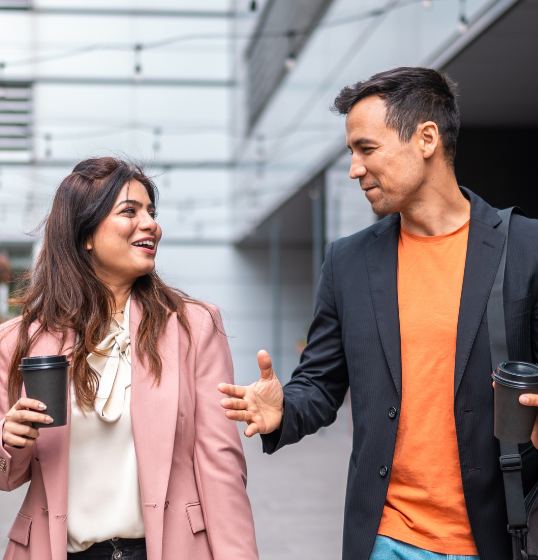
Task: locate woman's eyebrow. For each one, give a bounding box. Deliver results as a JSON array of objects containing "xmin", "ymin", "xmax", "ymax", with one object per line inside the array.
[{"xmin": 114, "ymin": 199, "xmax": 143, "ymax": 209}]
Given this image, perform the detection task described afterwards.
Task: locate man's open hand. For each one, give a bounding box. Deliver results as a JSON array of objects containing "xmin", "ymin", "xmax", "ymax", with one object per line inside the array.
[{"xmin": 218, "ymin": 350, "xmax": 284, "ymax": 437}]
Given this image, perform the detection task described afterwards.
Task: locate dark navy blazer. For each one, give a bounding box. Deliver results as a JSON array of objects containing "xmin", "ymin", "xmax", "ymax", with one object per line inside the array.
[{"xmin": 262, "ymin": 188, "xmax": 538, "ymax": 560}]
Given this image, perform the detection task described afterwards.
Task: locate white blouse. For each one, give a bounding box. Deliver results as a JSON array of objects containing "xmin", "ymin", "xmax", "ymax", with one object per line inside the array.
[{"xmin": 67, "ymin": 298, "xmax": 145, "ymax": 553}]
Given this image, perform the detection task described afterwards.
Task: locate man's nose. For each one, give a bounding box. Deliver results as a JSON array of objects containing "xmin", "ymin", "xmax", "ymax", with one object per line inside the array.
[{"xmin": 349, "ymin": 163, "xmax": 367, "ymax": 180}]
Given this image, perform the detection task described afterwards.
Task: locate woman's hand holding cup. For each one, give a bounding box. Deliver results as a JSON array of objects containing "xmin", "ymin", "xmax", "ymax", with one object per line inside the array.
[{"xmin": 2, "ymin": 398, "xmax": 53, "ymax": 448}]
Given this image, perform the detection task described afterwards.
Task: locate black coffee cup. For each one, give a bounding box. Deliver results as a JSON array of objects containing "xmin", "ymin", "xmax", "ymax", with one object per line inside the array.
[
  {"xmin": 492, "ymin": 361, "xmax": 538, "ymax": 444},
  {"xmin": 19, "ymin": 355, "xmax": 70, "ymax": 428}
]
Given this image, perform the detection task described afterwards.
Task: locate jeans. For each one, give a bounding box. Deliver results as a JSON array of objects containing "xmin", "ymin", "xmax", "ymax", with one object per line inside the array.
[
  {"xmin": 370, "ymin": 535, "xmax": 480, "ymax": 560},
  {"xmin": 67, "ymin": 538, "xmax": 147, "ymax": 560}
]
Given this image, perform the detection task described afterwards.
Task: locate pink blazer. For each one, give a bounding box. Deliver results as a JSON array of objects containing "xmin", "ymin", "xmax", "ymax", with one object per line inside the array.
[{"xmin": 0, "ymin": 300, "xmax": 258, "ymax": 560}]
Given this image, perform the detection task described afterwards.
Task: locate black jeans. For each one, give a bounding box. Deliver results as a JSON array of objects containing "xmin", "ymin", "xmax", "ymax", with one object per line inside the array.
[{"xmin": 67, "ymin": 538, "xmax": 147, "ymax": 560}]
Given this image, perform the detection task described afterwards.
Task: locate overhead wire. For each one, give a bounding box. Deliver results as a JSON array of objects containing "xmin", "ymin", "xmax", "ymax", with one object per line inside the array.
[
  {"xmin": 0, "ymin": 0, "xmax": 450, "ymax": 70},
  {"xmin": 0, "ymin": 0, "xmax": 470, "ymax": 219}
]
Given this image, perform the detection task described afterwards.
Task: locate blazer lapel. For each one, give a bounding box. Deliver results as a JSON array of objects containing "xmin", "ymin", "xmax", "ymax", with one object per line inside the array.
[
  {"xmin": 366, "ymin": 214, "xmax": 403, "ymax": 399},
  {"xmin": 130, "ymin": 299, "xmax": 179, "ymax": 560},
  {"xmin": 33, "ymin": 330, "xmax": 74, "ymax": 560},
  {"xmin": 454, "ymin": 189, "xmax": 504, "ymax": 395}
]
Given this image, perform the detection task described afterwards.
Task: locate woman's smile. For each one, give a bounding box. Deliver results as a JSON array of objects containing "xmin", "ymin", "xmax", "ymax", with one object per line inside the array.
[{"xmin": 132, "ymin": 236, "xmax": 157, "ymax": 255}]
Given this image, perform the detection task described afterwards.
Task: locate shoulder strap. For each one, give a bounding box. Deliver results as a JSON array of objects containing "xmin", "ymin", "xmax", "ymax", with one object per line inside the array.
[
  {"xmin": 487, "ymin": 207, "xmax": 528, "ymax": 559},
  {"xmin": 488, "ymin": 207, "xmax": 514, "ymax": 370}
]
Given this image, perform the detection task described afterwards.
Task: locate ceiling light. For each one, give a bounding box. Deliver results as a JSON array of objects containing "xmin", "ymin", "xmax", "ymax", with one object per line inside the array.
[
  {"xmin": 134, "ymin": 45, "xmax": 143, "ymax": 82},
  {"xmin": 285, "ymin": 56, "xmax": 296, "ymax": 70}
]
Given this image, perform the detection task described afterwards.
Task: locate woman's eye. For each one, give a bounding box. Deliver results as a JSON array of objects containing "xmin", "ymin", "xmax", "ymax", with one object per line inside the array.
[
  {"xmin": 150, "ymin": 212, "xmax": 158, "ymax": 219},
  {"xmin": 121, "ymin": 207, "xmax": 136, "ymax": 216}
]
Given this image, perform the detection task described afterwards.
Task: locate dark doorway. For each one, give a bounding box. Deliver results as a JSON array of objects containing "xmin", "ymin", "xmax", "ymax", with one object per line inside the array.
[{"xmin": 455, "ymin": 128, "xmax": 538, "ymax": 218}]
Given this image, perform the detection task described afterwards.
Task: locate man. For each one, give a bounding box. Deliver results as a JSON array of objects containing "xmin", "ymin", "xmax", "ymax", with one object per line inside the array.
[{"xmin": 218, "ymin": 67, "xmax": 538, "ymax": 559}]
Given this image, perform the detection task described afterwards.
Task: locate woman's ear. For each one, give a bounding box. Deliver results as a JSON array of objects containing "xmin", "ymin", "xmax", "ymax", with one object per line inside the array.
[{"xmin": 86, "ymin": 237, "xmax": 93, "ymax": 251}]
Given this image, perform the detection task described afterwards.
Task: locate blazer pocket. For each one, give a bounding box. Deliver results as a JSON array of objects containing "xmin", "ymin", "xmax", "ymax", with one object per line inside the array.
[
  {"xmin": 186, "ymin": 502, "xmax": 206, "ymax": 534},
  {"xmin": 505, "ymin": 294, "xmax": 532, "ymax": 319},
  {"xmin": 8, "ymin": 512, "xmax": 32, "ymax": 546}
]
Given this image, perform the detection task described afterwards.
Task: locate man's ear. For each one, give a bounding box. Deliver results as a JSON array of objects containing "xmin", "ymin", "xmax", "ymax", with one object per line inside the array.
[{"xmin": 418, "ymin": 121, "xmax": 439, "ymax": 160}]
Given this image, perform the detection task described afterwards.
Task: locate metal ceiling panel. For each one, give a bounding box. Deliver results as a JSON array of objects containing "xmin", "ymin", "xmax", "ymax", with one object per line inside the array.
[
  {"xmin": 0, "ymin": 83, "xmax": 31, "ymax": 158},
  {"xmin": 0, "ymin": 0, "xmax": 30, "ymax": 8},
  {"xmin": 246, "ymin": 0, "xmax": 333, "ymax": 131}
]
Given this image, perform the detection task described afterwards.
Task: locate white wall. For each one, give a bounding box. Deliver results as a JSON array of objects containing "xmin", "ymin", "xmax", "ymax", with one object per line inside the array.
[
  {"xmin": 326, "ymin": 153, "xmax": 377, "ymax": 244},
  {"xmin": 155, "ymin": 243, "xmax": 313, "ymax": 386}
]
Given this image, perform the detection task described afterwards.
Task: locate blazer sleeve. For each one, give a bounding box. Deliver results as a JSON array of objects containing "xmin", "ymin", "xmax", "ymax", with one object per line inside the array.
[
  {"xmin": 261, "ymin": 242, "xmax": 350, "ymax": 454},
  {"xmin": 192, "ymin": 306, "xmax": 258, "ymax": 560},
  {"xmin": 0, "ymin": 324, "xmax": 33, "ymax": 491}
]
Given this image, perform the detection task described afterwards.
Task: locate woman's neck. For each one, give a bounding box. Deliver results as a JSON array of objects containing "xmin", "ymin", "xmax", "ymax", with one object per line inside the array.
[{"xmin": 107, "ymin": 282, "xmax": 133, "ymax": 322}]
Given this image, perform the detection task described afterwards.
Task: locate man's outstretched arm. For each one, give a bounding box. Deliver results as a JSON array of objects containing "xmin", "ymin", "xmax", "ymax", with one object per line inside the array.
[{"xmin": 219, "ymin": 242, "xmax": 350, "ymax": 452}]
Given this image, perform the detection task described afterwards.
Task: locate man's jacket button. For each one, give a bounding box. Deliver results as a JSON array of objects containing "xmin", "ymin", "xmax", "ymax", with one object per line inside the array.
[
  {"xmin": 388, "ymin": 407, "xmax": 397, "ymax": 419},
  {"xmin": 379, "ymin": 466, "xmax": 388, "ymax": 477}
]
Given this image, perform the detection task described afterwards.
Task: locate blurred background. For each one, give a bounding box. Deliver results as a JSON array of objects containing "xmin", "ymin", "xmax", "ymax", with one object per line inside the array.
[{"xmin": 0, "ymin": 0, "xmax": 536, "ymax": 558}]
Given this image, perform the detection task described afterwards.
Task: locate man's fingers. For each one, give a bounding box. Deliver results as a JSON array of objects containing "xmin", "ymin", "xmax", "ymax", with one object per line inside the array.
[
  {"xmin": 13, "ymin": 398, "xmax": 46, "ymax": 412},
  {"xmin": 245, "ymin": 424, "xmax": 260, "ymax": 438},
  {"xmin": 257, "ymin": 349, "xmax": 275, "ymax": 380},
  {"xmin": 224, "ymin": 409, "xmax": 252, "ymax": 423},
  {"xmin": 218, "ymin": 383, "xmax": 247, "ymax": 398},
  {"xmin": 520, "ymin": 394, "xmax": 538, "ymax": 406},
  {"xmin": 220, "ymin": 398, "xmax": 248, "ymax": 411}
]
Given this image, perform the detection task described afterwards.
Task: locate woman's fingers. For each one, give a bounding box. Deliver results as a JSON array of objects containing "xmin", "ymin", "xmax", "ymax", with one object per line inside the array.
[
  {"xmin": 7, "ymin": 422, "xmax": 40, "ymax": 440},
  {"xmin": 13, "ymin": 398, "xmax": 46, "ymax": 412},
  {"xmin": 220, "ymin": 398, "xmax": 248, "ymax": 411},
  {"xmin": 3, "ymin": 398, "xmax": 52, "ymax": 450},
  {"xmin": 2, "ymin": 432, "xmax": 36, "ymax": 448},
  {"xmin": 9, "ymin": 410, "xmax": 52, "ymax": 425}
]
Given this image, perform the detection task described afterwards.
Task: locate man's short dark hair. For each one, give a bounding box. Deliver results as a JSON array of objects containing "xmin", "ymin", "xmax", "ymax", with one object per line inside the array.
[{"xmin": 332, "ymin": 67, "xmax": 460, "ymax": 164}]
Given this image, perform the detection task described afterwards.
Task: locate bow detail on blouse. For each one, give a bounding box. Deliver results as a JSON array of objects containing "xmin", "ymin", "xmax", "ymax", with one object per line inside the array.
[{"xmin": 86, "ymin": 298, "xmax": 131, "ymax": 423}]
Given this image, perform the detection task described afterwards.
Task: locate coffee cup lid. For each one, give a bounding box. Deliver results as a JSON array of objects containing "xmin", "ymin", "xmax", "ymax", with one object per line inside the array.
[
  {"xmin": 493, "ymin": 361, "xmax": 538, "ymax": 389},
  {"xmin": 19, "ymin": 355, "xmax": 70, "ymax": 371}
]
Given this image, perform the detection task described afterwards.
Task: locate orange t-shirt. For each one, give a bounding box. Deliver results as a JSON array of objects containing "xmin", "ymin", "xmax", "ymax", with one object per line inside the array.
[{"xmin": 377, "ymin": 220, "xmax": 478, "ymax": 555}]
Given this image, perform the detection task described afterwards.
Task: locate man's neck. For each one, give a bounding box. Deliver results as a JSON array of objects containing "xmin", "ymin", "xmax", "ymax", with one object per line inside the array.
[{"xmin": 399, "ymin": 175, "xmax": 471, "ymax": 237}]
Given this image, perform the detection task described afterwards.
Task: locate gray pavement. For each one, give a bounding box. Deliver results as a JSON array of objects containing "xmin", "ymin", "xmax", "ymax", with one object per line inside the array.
[
  {"xmin": 0, "ymin": 483, "xmax": 28, "ymax": 555},
  {"xmin": 0, "ymin": 403, "xmax": 353, "ymax": 559},
  {"xmin": 243, "ymin": 401, "xmax": 353, "ymax": 560}
]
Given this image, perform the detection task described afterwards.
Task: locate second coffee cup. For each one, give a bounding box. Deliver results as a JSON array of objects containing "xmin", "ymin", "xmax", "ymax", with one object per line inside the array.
[
  {"xmin": 19, "ymin": 355, "xmax": 70, "ymax": 428},
  {"xmin": 493, "ymin": 361, "xmax": 538, "ymax": 444}
]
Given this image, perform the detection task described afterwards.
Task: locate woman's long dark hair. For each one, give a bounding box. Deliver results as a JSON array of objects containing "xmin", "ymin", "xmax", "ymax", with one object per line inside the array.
[{"xmin": 8, "ymin": 157, "xmax": 211, "ymax": 409}]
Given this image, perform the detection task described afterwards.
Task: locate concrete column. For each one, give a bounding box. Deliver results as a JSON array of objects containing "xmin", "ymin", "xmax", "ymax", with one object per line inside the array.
[{"xmin": 270, "ymin": 217, "xmax": 281, "ymax": 374}]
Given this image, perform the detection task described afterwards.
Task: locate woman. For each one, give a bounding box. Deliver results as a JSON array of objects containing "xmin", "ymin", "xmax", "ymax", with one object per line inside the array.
[{"xmin": 0, "ymin": 157, "xmax": 258, "ymax": 560}]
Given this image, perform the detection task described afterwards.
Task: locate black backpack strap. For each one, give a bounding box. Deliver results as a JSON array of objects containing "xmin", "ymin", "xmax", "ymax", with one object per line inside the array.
[{"xmin": 487, "ymin": 207, "xmax": 528, "ymax": 559}]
